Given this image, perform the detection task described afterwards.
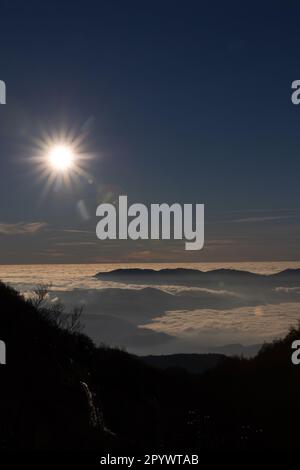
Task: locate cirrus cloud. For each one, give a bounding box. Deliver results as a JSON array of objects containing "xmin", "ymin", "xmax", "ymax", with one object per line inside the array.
[{"xmin": 0, "ymin": 222, "xmax": 48, "ymax": 235}]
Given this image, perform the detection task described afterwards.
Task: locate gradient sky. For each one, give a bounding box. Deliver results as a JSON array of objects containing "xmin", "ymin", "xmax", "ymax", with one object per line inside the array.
[{"xmin": 0, "ymin": 0, "xmax": 299, "ymax": 263}]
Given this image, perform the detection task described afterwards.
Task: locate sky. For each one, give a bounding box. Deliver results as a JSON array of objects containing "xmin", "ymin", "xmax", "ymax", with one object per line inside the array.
[{"xmin": 0, "ymin": 0, "xmax": 299, "ymax": 263}]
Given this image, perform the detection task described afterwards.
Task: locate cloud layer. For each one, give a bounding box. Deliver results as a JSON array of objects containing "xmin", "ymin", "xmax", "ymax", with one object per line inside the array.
[{"xmin": 1, "ymin": 263, "xmax": 300, "ymax": 356}]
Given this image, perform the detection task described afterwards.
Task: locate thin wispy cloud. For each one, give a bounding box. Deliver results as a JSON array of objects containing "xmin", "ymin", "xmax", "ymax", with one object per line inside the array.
[
  {"xmin": 224, "ymin": 208, "xmax": 297, "ymax": 214},
  {"xmin": 206, "ymin": 239, "xmax": 238, "ymax": 246},
  {"xmin": 58, "ymin": 229, "xmax": 94, "ymax": 234},
  {"xmin": 0, "ymin": 222, "xmax": 48, "ymax": 235},
  {"xmin": 54, "ymin": 241, "xmax": 97, "ymax": 247},
  {"xmin": 231, "ymin": 215, "xmax": 294, "ymax": 224}
]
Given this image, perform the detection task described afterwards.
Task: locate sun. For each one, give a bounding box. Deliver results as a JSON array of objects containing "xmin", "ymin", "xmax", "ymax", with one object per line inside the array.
[
  {"xmin": 28, "ymin": 127, "xmax": 94, "ymax": 195},
  {"xmin": 48, "ymin": 144, "xmax": 74, "ymax": 172}
]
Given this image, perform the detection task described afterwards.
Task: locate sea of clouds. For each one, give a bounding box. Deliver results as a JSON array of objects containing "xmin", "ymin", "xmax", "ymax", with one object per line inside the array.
[{"xmin": 1, "ymin": 262, "xmax": 300, "ymax": 356}]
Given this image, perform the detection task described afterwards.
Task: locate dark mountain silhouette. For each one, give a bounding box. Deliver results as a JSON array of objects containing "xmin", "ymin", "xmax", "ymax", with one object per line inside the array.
[
  {"xmin": 1, "ymin": 281, "xmax": 300, "ymax": 450},
  {"xmin": 140, "ymin": 353, "xmax": 226, "ymax": 374},
  {"xmin": 0, "ymin": 282, "xmax": 115, "ymax": 450},
  {"xmin": 95, "ymin": 267, "xmax": 300, "ymax": 287},
  {"xmin": 95, "ymin": 267, "xmax": 260, "ymax": 281},
  {"xmin": 208, "ymin": 343, "xmax": 262, "ymax": 357}
]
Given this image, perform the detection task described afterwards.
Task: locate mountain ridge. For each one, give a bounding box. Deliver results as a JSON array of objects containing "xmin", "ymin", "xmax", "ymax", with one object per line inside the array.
[{"xmin": 95, "ymin": 267, "xmax": 300, "ymax": 286}]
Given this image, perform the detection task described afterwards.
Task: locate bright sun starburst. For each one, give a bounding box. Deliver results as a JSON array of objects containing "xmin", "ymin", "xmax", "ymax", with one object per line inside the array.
[
  {"xmin": 28, "ymin": 127, "xmax": 94, "ymax": 195},
  {"xmin": 48, "ymin": 144, "xmax": 75, "ymax": 172}
]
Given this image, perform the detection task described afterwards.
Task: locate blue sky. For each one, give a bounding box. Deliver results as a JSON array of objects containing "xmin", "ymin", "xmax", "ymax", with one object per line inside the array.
[{"xmin": 0, "ymin": 0, "xmax": 299, "ymax": 263}]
